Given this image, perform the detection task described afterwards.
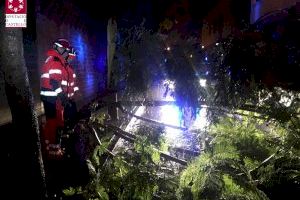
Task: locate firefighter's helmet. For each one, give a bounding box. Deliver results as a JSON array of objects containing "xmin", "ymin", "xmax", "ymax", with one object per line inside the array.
[
  {"xmin": 54, "ymin": 38, "xmax": 71, "ymax": 50},
  {"xmin": 53, "ymin": 39, "xmax": 76, "ymax": 58}
]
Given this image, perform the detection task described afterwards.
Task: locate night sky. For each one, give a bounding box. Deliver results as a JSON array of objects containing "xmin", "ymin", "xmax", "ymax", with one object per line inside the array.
[
  {"xmin": 71, "ymin": 0, "xmax": 249, "ymax": 31},
  {"xmin": 72, "ymin": 0, "xmax": 219, "ymax": 26}
]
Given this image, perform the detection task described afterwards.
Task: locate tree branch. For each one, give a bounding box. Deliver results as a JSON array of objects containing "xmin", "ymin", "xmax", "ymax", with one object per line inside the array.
[
  {"xmin": 90, "ymin": 126, "xmax": 115, "ymax": 157},
  {"xmin": 94, "ymin": 124, "xmax": 188, "ymax": 166}
]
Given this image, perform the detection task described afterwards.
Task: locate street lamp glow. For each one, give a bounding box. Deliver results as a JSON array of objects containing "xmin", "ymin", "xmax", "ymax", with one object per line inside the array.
[
  {"xmin": 199, "ymin": 79, "xmax": 207, "ymax": 87},
  {"xmin": 163, "ymin": 79, "xmax": 175, "ymax": 90},
  {"xmin": 166, "ymin": 47, "xmax": 171, "ymax": 51}
]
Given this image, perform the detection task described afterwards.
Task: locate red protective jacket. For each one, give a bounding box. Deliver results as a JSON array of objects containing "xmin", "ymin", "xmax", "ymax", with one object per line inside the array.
[
  {"xmin": 40, "ymin": 49, "xmax": 79, "ymax": 151},
  {"xmin": 40, "ymin": 49, "xmax": 79, "ymax": 101}
]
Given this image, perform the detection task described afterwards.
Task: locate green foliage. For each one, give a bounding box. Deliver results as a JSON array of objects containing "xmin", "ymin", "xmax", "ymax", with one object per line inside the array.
[
  {"xmin": 133, "ymin": 126, "xmax": 166, "ymax": 165},
  {"xmin": 177, "ymin": 116, "xmax": 293, "ymax": 200},
  {"xmin": 177, "ymin": 152, "xmax": 224, "ymax": 200},
  {"xmin": 222, "ymin": 174, "xmax": 244, "ymax": 197},
  {"xmin": 90, "ymin": 112, "xmax": 109, "ymax": 124},
  {"xmin": 257, "ymin": 150, "xmax": 300, "ymax": 199},
  {"xmin": 63, "ymin": 187, "xmax": 76, "ymax": 196},
  {"xmin": 210, "ymin": 117, "xmax": 274, "ymax": 161},
  {"xmin": 222, "ymin": 174, "xmax": 266, "ymax": 200},
  {"xmin": 91, "ymin": 140, "xmax": 110, "ymax": 167},
  {"xmin": 69, "ymin": 124, "xmax": 179, "ymax": 200}
]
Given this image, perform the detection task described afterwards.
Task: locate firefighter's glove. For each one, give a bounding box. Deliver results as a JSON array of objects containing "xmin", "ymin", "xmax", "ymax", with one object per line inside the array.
[{"xmin": 58, "ymin": 93, "xmax": 69, "ymax": 107}]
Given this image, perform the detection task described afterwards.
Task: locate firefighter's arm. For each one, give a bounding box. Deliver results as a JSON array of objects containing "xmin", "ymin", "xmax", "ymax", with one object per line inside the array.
[
  {"xmin": 47, "ymin": 62, "xmax": 69, "ymax": 105},
  {"xmin": 72, "ymin": 72, "xmax": 81, "ymax": 100}
]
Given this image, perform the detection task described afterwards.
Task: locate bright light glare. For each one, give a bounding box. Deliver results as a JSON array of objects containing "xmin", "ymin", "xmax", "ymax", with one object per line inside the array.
[
  {"xmin": 160, "ymin": 94, "xmax": 180, "ymax": 124},
  {"xmin": 125, "ymin": 106, "xmax": 145, "ymax": 132},
  {"xmin": 160, "ymin": 95, "xmax": 182, "ymax": 141},
  {"xmin": 168, "ymin": 83, "xmax": 175, "ymax": 90},
  {"xmin": 191, "ymin": 108, "xmax": 208, "ymax": 130},
  {"xmin": 114, "ymin": 106, "xmax": 145, "ymax": 153},
  {"xmin": 160, "ymin": 105, "xmax": 181, "ymax": 127},
  {"xmin": 167, "ymin": 47, "xmax": 171, "ymax": 51},
  {"xmin": 199, "ymin": 79, "xmax": 207, "ymax": 87},
  {"xmin": 163, "ymin": 79, "xmax": 175, "ymax": 90},
  {"xmin": 160, "ymin": 80, "xmax": 209, "ymax": 146}
]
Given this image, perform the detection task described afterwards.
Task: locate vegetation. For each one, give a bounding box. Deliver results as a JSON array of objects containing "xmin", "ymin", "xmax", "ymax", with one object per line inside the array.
[
  {"xmin": 65, "ymin": 16, "xmax": 299, "ymax": 199},
  {"xmin": 64, "ymin": 120, "xmax": 180, "ymax": 199},
  {"xmin": 178, "ymin": 116, "xmax": 300, "ymax": 200}
]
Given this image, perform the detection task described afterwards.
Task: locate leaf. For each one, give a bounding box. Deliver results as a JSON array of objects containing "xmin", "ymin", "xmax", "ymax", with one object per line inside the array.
[
  {"xmin": 63, "ymin": 187, "xmax": 76, "ymax": 196},
  {"xmin": 96, "ymin": 185, "xmax": 109, "ymax": 200},
  {"xmin": 86, "ymin": 159, "xmax": 97, "ymax": 176},
  {"xmin": 151, "ymin": 150, "xmax": 161, "ymax": 164}
]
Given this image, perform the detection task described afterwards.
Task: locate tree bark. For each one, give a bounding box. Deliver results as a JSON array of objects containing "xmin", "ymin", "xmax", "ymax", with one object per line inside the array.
[{"xmin": 0, "ymin": 3, "xmax": 47, "ymax": 199}]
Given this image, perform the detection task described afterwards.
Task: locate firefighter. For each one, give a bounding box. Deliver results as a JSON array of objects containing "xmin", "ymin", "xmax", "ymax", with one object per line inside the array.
[{"xmin": 40, "ymin": 38, "xmax": 79, "ymax": 160}]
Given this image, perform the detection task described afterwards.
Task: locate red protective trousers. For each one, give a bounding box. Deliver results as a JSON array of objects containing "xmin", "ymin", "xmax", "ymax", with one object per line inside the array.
[{"xmin": 42, "ymin": 99, "xmax": 64, "ymax": 145}]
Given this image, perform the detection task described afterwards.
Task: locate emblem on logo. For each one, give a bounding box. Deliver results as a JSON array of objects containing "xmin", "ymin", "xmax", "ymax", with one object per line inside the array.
[{"xmin": 7, "ymin": 0, "xmax": 25, "ymax": 13}]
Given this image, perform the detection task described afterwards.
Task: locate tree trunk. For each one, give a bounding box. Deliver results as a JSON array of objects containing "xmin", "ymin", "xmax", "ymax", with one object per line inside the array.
[
  {"xmin": 107, "ymin": 17, "xmax": 118, "ymax": 120},
  {"xmin": 0, "ymin": 3, "xmax": 47, "ymax": 199}
]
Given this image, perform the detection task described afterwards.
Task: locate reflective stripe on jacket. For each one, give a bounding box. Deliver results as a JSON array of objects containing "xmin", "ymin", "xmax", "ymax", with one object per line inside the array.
[{"xmin": 40, "ymin": 49, "xmax": 79, "ymax": 99}]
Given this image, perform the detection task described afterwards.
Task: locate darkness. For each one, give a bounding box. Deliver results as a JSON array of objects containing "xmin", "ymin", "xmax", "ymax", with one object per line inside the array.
[
  {"xmin": 189, "ymin": 0, "xmax": 220, "ymax": 18},
  {"xmin": 71, "ymin": 0, "xmax": 249, "ymax": 29},
  {"xmin": 33, "ymin": 0, "xmax": 251, "ymax": 42}
]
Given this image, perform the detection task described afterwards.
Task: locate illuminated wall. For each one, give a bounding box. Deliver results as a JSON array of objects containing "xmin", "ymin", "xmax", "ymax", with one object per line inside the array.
[{"xmin": 250, "ymin": 0, "xmax": 298, "ymax": 23}]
